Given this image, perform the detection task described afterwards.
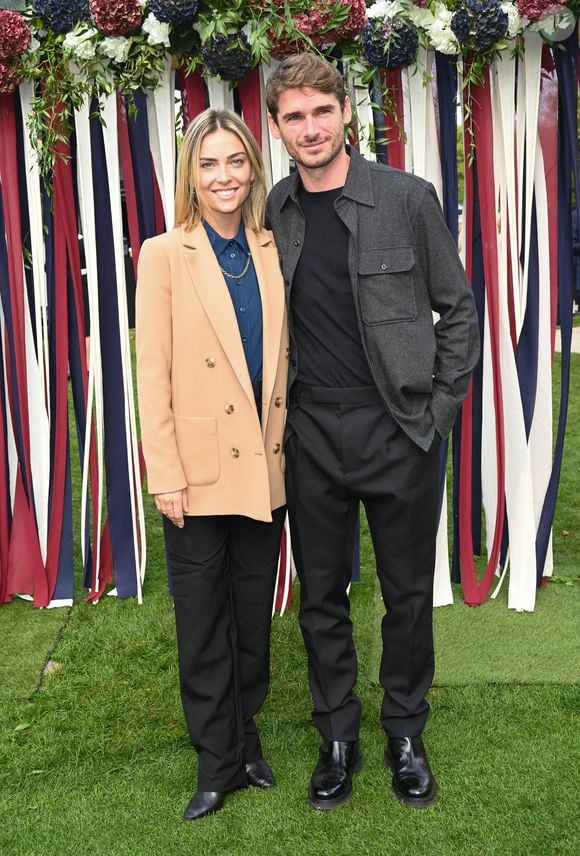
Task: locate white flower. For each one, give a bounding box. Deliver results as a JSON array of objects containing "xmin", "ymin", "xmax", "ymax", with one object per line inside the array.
[
  {"xmin": 425, "ymin": 3, "xmax": 459, "ymax": 55},
  {"xmin": 63, "ymin": 25, "xmax": 99, "ymax": 62},
  {"xmin": 142, "ymin": 13, "xmax": 171, "ymax": 48},
  {"xmin": 501, "ymin": 2, "xmax": 528, "ymax": 38},
  {"xmin": 98, "ymin": 37, "xmax": 131, "ymax": 64},
  {"xmin": 366, "ymin": 1, "xmax": 404, "ymax": 20}
]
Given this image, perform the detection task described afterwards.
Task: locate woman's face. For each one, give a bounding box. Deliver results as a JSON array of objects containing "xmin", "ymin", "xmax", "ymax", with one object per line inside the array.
[{"xmin": 197, "ymin": 128, "xmax": 255, "ymax": 234}]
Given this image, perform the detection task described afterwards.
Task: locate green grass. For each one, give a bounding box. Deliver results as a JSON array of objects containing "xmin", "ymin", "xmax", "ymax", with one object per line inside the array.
[{"xmin": 0, "ymin": 350, "xmax": 577, "ymax": 855}]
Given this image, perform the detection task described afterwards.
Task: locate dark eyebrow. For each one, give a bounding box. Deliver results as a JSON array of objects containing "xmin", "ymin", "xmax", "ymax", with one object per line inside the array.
[{"xmin": 280, "ymin": 104, "xmax": 336, "ymax": 122}]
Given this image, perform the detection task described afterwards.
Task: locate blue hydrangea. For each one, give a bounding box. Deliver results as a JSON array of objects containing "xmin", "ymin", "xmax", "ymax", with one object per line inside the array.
[
  {"xmin": 32, "ymin": 0, "xmax": 90, "ymax": 34},
  {"xmin": 147, "ymin": 1, "xmax": 200, "ymax": 26},
  {"xmin": 362, "ymin": 17, "xmax": 419, "ymax": 71},
  {"xmin": 451, "ymin": 0, "xmax": 509, "ymax": 51},
  {"xmin": 200, "ymin": 31, "xmax": 252, "ymax": 81}
]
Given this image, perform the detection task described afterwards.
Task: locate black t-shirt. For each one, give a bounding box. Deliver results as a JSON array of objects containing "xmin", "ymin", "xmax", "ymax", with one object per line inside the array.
[{"xmin": 292, "ymin": 185, "xmax": 374, "ymax": 387}]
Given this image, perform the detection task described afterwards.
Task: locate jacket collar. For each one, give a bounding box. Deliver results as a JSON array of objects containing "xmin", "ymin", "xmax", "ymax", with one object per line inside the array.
[
  {"xmin": 180, "ymin": 220, "xmax": 273, "ymax": 249},
  {"xmin": 275, "ymin": 146, "xmax": 375, "ymax": 210}
]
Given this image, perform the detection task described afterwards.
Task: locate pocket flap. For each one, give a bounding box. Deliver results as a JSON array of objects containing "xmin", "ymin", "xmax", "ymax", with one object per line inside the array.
[{"xmin": 358, "ymin": 247, "xmax": 415, "ymax": 276}]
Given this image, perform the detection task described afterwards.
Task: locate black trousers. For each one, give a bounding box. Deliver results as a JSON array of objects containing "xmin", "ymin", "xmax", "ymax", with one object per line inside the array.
[
  {"xmin": 285, "ymin": 385, "xmax": 441, "ymax": 740},
  {"xmin": 163, "ymin": 507, "xmax": 285, "ymax": 792}
]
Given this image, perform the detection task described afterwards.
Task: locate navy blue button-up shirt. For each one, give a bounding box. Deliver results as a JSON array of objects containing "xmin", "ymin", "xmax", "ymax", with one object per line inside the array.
[{"xmin": 203, "ymin": 220, "xmax": 263, "ymax": 384}]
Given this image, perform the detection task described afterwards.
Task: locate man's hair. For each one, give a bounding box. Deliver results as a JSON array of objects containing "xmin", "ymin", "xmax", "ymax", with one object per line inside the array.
[
  {"xmin": 174, "ymin": 108, "xmax": 266, "ymax": 232},
  {"xmin": 266, "ymin": 54, "xmax": 347, "ymax": 121}
]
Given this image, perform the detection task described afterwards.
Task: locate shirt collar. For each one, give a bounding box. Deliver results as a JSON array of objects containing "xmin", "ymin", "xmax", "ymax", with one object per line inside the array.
[
  {"xmin": 276, "ymin": 146, "xmax": 375, "ymax": 210},
  {"xmin": 203, "ymin": 219, "xmax": 249, "ymax": 257}
]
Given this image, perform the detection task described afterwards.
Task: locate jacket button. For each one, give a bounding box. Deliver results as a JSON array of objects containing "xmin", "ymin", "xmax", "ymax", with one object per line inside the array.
[
  {"xmin": 224, "ymin": 403, "xmax": 234, "ymax": 414},
  {"xmin": 206, "ymin": 357, "xmax": 216, "ymax": 368},
  {"xmin": 274, "ymin": 397, "xmax": 284, "ymax": 408},
  {"xmin": 294, "ymin": 239, "xmax": 301, "ymax": 246},
  {"xmin": 272, "ymin": 443, "xmax": 281, "ymax": 454},
  {"xmin": 380, "ymin": 263, "xmax": 388, "ymax": 271},
  {"xmin": 230, "ymin": 447, "xmax": 240, "ymax": 458}
]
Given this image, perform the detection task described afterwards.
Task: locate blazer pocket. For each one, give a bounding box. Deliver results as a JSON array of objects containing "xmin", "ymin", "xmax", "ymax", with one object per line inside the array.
[
  {"xmin": 173, "ymin": 415, "xmax": 220, "ymax": 486},
  {"xmin": 358, "ymin": 247, "xmax": 417, "ymax": 325}
]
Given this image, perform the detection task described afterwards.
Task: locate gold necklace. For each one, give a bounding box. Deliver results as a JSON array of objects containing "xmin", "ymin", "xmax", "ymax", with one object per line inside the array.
[{"xmin": 220, "ymin": 253, "xmax": 252, "ymax": 280}]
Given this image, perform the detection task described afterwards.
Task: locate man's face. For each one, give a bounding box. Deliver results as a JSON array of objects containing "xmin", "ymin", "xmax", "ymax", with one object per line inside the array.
[{"xmin": 268, "ymin": 87, "xmax": 351, "ymax": 172}]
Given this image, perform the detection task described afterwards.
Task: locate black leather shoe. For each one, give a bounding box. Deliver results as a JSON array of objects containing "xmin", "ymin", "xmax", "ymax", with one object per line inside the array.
[
  {"xmin": 183, "ymin": 790, "xmax": 225, "ymax": 820},
  {"xmin": 385, "ymin": 736, "xmax": 437, "ymax": 807},
  {"xmin": 245, "ymin": 758, "xmax": 276, "ymax": 788},
  {"xmin": 309, "ymin": 740, "xmax": 362, "ymax": 810}
]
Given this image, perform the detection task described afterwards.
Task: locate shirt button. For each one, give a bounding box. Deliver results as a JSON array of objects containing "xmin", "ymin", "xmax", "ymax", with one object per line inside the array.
[
  {"xmin": 230, "ymin": 447, "xmax": 240, "ymax": 458},
  {"xmin": 230, "ymin": 252, "xmax": 236, "ymax": 259},
  {"xmin": 224, "ymin": 404, "xmax": 234, "ymax": 414},
  {"xmin": 272, "ymin": 443, "xmax": 281, "ymax": 454},
  {"xmin": 242, "ymin": 337, "xmax": 247, "ymax": 343},
  {"xmin": 239, "ymin": 307, "xmax": 246, "ymax": 313},
  {"xmin": 274, "ymin": 397, "xmax": 284, "ymax": 408},
  {"xmin": 205, "ymin": 357, "xmax": 216, "ymax": 368},
  {"xmin": 294, "ymin": 239, "xmax": 301, "ymax": 246}
]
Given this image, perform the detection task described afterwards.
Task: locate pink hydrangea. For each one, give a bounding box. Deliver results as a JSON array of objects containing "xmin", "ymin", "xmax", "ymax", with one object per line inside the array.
[
  {"xmin": 90, "ymin": 0, "xmax": 143, "ymax": 36},
  {"xmin": 517, "ymin": 0, "xmax": 568, "ymax": 22},
  {"xmin": 0, "ymin": 58, "xmax": 22, "ymax": 93},
  {"xmin": 0, "ymin": 10, "xmax": 31, "ymax": 60}
]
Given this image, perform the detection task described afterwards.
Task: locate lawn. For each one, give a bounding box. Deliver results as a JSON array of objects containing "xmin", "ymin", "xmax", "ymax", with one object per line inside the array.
[{"xmin": 0, "ymin": 354, "xmax": 577, "ymax": 856}]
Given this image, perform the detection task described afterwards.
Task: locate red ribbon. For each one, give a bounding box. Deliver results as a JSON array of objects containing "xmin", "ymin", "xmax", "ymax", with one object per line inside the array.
[
  {"xmin": 238, "ymin": 67, "xmax": 263, "ymax": 148},
  {"xmin": 459, "ymin": 68, "xmax": 506, "ymax": 605},
  {"xmin": 380, "ymin": 70, "xmax": 405, "ymax": 170}
]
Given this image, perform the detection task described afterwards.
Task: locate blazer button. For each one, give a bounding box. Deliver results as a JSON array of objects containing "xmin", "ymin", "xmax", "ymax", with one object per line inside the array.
[
  {"xmin": 294, "ymin": 239, "xmax": 301, "ymax": 246},
  {"xmin": 380, "ymin": 263, "xmax": 388, "ymax": 271},
  {"xmin": 272, "ymin": 443, "xmax": 281, "ymax": 454},
  {"xmin": 206, "ymin": 357, "xmax": 216, "ymax": 368},
  {"xmin": 224, "ymin": 403, "xmax": 235, "ymax": 414},
  {"xmin": 230, "ymin": 447, "xmax": 240, "ymax": 458},
  {"xmin": 274, "ymin": 397, "xmax": 284, "ymax": 408}
]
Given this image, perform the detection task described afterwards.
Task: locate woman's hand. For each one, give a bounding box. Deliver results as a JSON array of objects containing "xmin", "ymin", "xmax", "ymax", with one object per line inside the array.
[{"xmin": 155, "ymin": 489, "xmax": 189, "ymax": 528}]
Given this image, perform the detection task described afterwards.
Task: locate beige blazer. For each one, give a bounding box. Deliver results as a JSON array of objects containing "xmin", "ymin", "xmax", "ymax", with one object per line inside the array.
[{"xmin": 136, "ymin": 223, "xmax": 289, "ymax": 522}]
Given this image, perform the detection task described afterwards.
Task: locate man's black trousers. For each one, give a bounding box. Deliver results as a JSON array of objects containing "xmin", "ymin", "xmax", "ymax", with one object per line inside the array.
[
  {"xmin": 163, "ymin": 508, "xmax": 285, "ymax": 792},
  {"xmin": 285, "ymin": 384, "xmax": 441, "ymax": 740}
]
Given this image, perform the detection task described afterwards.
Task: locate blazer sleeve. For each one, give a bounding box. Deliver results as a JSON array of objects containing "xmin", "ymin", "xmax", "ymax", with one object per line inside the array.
[
  {"xmin": 414, "ymin": 184, "xmax": 480, "ymax": 438},
  {"xmin": 135, "ymin": 238, "xmax": 188, "ymax": 495}
]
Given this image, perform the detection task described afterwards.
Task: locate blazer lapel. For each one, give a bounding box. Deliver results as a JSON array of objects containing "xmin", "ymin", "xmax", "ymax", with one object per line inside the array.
[
  {"xmin": 181, "ymin": 224, "xmax": 255, "ymax": 406},
  {"xmin": 247, "ymin": 227, "xmax": 285, "ymax": 433}
]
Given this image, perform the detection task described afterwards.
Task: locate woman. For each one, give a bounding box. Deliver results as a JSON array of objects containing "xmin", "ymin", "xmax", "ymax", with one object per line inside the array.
[{"xmin": 136, "ymin": 109, "xmax": 288, "ymax": 821}]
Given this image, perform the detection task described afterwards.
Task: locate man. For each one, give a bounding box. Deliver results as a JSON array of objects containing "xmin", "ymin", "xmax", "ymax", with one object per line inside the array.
[{"xmin": 265, "ymin": 54, "xmax": 480, "ymax": 810}]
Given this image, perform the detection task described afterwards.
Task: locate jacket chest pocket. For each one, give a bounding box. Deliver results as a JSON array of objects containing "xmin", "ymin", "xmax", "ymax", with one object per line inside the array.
[{"xmin": 357, "ymin": 247, "xmax": 417, "ymax": 325}]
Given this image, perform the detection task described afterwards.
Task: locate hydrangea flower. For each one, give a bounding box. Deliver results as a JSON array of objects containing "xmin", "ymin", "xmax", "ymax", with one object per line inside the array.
[
  {"xmin": 516, "ymin": 0, "xmax": 568, "ymax": 22},
  {"xmin": 147, "ymin": 0, "xmax": 199, "ymax": 25},
  {"xmin": 32, "ymin": 0, "xmax": 90, "ymax": 35},
  {"xmin": 451, "ymin": 0, "xmax": 509, "ymax": 51},
  {"xmin": 0, "ymin": 57, "xmax": 22, "ymax": 93},
  {"xmin": 362, "ymin": 16, "xmax": 420, "ymax": 70},
  {"xmin": 0, "ymin": 10, "xmax": 31, "ymax": 59},
  {"xmin": 90, "ymin": 0, "xmax": 143, "ymax": 36},
  {"xmin": 200, "ymin": 31, "xmax": 252, "ymax": 80},
  {"xmin": 98, "ymin": 35, "xmax": 131, "ymax": 63},
  {"xmin": 62, "ymin": 24, "xmax": 99, "ymax": 61},
  {"xmin": 142, "ymin": 13, "xmax": 171, "ymax": 47},
  {"xmin": 407, "ymin": 1, "xmax": 459, "ymax": 54}
]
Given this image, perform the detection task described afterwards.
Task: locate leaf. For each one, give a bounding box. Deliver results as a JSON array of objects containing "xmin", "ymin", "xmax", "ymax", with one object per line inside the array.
[{"xmin": 13, "ymin": 722, "xmax": 32, "ymax": 733}]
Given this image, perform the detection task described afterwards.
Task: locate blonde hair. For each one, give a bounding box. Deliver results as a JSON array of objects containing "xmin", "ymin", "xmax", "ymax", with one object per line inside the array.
[{"xmin": 174, "ymin": 108, "xmax": 267, "ymax": 232}]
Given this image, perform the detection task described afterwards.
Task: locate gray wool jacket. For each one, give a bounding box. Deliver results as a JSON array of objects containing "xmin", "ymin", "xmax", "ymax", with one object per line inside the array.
[{"xmin": 265, "ymin": 147, "xmax": 480, "ymax": 452}]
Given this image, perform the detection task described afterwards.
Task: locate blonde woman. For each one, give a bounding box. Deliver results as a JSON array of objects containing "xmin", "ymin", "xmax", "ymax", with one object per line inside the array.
[{"xmin": 136, "ymin": 109, "xmax": 288, "ymax": 820}]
